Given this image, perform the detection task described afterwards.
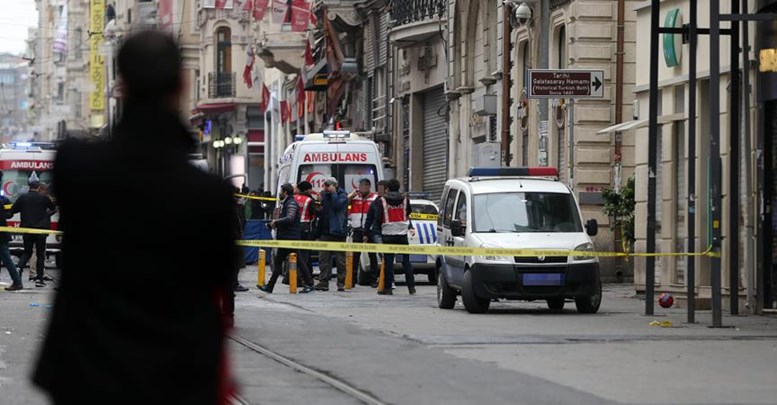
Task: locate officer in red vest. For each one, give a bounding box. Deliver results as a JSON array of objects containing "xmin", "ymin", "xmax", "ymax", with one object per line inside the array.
[
  {"xmin": 294, "ymin": 181, "xmax": 317, "ymax": 274},
  {"xmin": 363, "ymin": 179, "xmax": 416, "ymax": 295},
  {"xmin": 347, "ymin": 178, "xmax": 379, "ymax": 286}
]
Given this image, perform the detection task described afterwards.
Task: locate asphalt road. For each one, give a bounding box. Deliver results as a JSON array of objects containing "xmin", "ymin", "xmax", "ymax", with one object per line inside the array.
[{"xmin": 2, "ymin": 267, "xmax": 776, "ymax": 405}]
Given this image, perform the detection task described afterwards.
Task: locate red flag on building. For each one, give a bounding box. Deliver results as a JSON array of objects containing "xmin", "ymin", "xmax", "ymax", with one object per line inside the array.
[
  {"xmin": 280, "ymin": 100, "xmax": 290, "ymax": 122},
  {"xmin": 214, "ymin": 0, "xmax": 232, "ymax": 9},
  {"xmin": 290, "ymin": 1, "xmax": 310, "ymax": 32},
  {"xmin": 243, "ymin": 48, "xmax": 255, "ymax": 89},
  {"xmin": 242, "ymin": 0, "xmax": 253, "ymax": 11},
  {"xmin": 260, "ymin": 84, "xmax": 270, "ymax": 113},
  {"xmin": 253, "ymin": 0, "xmax": 269, "ymax": 20},
  {"xmin": 304, "ymin": 38, "xmax": 314, "ymax": 66},
  {"xmin": 297, "ymin": 75, "xmax": 305, "ymax": 118}
]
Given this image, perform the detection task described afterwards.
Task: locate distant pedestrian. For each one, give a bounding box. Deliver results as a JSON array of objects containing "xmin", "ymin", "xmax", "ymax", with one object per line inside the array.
[
  {"xmin": 34, "ymin": 31, "xmax": 240, "ymax": 405},
  {"xmin": 259, "ymin": 183, "xmax": 314, "ymax": 293},
  {"xmin": 364, "ymin": 180, "xmax": 388, "ymax": 288},
  {"xmin": 314, "ymin": 177, "xmax": 348, "ymax": 292},
  {"xmin": 294, "ymin": 181, "xmax": 317, "ymax": 276},
  {"xmin": 11, "ymin": 180, "xmax": 56, "ymax": 287},
  {"xmin": 347, "ymin": 178, "xmax": 379, "ymax": 286},
  {"xmin": 28, "ymin": 182, "xmax": 55, "ymax": 283},
  {"xmin": 233, "ymin": 191, "xmax": 249, "ymax": 292},
  {"xmin": 0, "ymin": 171, "xmax": 23, "ymax": 291},
  {"xmin": 364, "ymin": 179, "xmax": 416, "ymax": 295}
]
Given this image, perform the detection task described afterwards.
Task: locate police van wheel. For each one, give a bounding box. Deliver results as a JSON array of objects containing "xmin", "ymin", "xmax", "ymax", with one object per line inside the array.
[
  {"xmin": 574, "ymin": 279, "xmax": 602, "ymax": 314},
  {"xmin": 437, "ymin": 269, "xmax": 457, "ymax": 309},
  {"xmin": 461, "ymin": 271, "xmax": 490, "ymax": 313}
]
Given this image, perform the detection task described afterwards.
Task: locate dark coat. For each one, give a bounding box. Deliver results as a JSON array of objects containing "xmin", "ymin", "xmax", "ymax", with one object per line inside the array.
[
  {"xmin": 364, "ymin": 192, "xmax": 414, "ymax": 237},
  {"xmin": 10, "ymin": 190, "xmax": 56, "ymax": 229},
  {"xmin": 317, "ymin": 188, "xmax": 348, "ymax": 237},
  {"xmin": 274, "ymin": 195, "xmax": 301, "ymax": 240},
  {"xmin": 33, "ymin": 103, "xmax": 239, "ymax": 405}
]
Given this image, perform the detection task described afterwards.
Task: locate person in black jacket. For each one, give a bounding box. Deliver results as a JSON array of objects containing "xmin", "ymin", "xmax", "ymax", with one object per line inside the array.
[
  {"xmin": 11, "ymin": 180, "xmax": 56, "ymax": 287},
  {"xmin": 32, "ymin": 31, "xmax": 240, "ymax": 405},
  {"xmin": 0, "ymin": 171, "xmax": 22, "ymax": 291},
  {"xmin": 260, "ymin": 183, "xmax": 314, "ymax": 293}
]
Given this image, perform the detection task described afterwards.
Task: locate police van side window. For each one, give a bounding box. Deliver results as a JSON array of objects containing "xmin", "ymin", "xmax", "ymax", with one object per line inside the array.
[
  {"xmin": 455, "ymin": 194, "xmax": 467, "ymax": 229},
  {"xmin": 442, "ymin": 189, "xmax": 458, "ymax": 227},
  {"xmin": 438, "ymin": 186, "xmax": 449, "ymax": 227}
]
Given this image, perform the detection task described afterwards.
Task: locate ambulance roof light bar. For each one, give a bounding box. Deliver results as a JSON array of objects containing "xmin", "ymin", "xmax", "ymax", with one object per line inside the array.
[
  {"xmin": 467, "ymin": 167, "xmax": 560, "ymax": 178},
  {"xmin": 322, "ymin": 130, "xmax": 351, "ymax": 139}
]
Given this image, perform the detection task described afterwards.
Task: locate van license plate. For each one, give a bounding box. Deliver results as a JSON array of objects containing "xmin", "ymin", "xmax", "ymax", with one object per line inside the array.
[{"xmin": 522, "ymin": 273, "xmax": 564, "ymax": 286}]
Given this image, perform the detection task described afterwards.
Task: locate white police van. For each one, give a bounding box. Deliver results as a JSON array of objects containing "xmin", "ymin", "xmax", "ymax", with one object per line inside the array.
[{"xmin": 435, "ymin": 167, "xmax": 601, "ymax": 314}]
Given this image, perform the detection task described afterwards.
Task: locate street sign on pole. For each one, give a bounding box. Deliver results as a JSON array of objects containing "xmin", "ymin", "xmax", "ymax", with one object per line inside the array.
[{"xmin": 527, "ymin": 69, "xmax": 605, "ymax": 99}]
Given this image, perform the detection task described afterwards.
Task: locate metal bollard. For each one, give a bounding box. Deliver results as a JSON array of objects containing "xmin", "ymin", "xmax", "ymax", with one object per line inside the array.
[
  {"xmin": 377, "ymin": 257, "xmax": 386, "ymax": 292},
  {"xmin": 288, "ymin": 253, "xmax": 298, "ymax": 294},
  {"xmin": 345, "ymin": 252, "xmax": 354, "ymax": 290},
  {"xmin": 257, "ymin": 249, "xmax": 266, "ymax": 288}
]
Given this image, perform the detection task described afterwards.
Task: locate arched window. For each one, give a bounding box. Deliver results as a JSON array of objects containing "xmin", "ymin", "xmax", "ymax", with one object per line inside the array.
[
  {"xmin": 216, "ymin": 26, "xmax": 232, "ymax": 75},
  {"xmin": 557, "ymin": 25, "xmax": 566, "ymax": 68}
]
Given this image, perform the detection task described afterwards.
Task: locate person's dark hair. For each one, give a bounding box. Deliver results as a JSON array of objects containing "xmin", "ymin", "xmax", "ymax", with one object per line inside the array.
[
  {"xmin": 29, "ymin": 180, "xmax": 41, "ymax": 190},
  {"xmin": 377, "ymin": 180, "xmax": 388, "ymax": 187},
  {"xmin": 386, "ymin": 179, "xmax": 400, "ymax": 192},
  {"xmin": 0, "ymin": 170, "xmax": 3, "ymax": 180},
  {"xmin": 297, "ymin": 181, "xmax": 313, "ymax": 192},
  {"xmin": 118, "ymin": 31, "xmax": 182, "ymax": 103},
  {"xmin": 280, "ymin": 183, "xmax": 294, "ymax": 196},
  {"xmin": 359, "ymin": 178, "xmax": 371, "ymax": 185}
]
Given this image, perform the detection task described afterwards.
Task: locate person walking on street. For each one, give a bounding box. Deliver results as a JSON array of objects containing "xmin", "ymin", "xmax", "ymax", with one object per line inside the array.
[
  {"xmin": 294, "ymin": 181, "xmax": 317, "ymax": 275},
  {"xmin": 34, "ymin": 31, "xmax": 240, "ymax": 405},
  {"xmin": 365, "ymin": 180, "xmax": 388, "ymax": 288},
  {"xmin": 314, "ymin": 177, "xmax": 348, "ymax": 292},
  {"xmin": 12, "ymin": 180, "xmax": 56, "ymax": 287},
  {"xmin": 364, "ymin": 179, "xmax": 416, "ymax": 295},
  {"xmin": 0, "ymin": 171, "xmax": 23, "ymax": 291},
  {"xmin": 347, "ymin": 178, "xmax": 379, "ymax": 286},
  {"xmin": 28, "ymin": 182, "xmax": 54, "ymax": 282},
  {"xmin": 259, "ymin": 183, "xmax": 314, "ymax": 294},
  {"xmin": 233, "ymin": 192, "xmax": 249, "ymax": 292}
]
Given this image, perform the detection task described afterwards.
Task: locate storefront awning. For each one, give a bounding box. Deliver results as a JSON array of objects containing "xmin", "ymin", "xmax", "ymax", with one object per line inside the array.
[{"xmin": 195, "ymin": 102, "xmax": 237, "ymax": 114}]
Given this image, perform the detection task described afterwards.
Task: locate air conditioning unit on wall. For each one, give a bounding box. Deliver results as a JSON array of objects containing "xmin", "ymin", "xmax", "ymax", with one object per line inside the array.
[{"xmin": 474, "ymin": 94, "xmax": 497, "ymax": 116}]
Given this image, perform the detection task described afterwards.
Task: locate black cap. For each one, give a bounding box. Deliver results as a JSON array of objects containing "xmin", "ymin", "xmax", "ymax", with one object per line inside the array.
[
  {"xmin": 297, "ymin": 181, "xmax": 313, "ymax": 191},
  {"xmin": 359, "ymin": 178, "xmax": 371, "ymax": 185}
]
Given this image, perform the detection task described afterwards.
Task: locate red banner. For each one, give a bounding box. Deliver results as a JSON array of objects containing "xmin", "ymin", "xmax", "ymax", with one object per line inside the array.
[
  {"xmin": 290, "ymin": 1, "xmax": 310, "ymax": 32},
  {"xmin": 253, "ymin": 0, "xmax": 269, "ymax": 20},
  {"xmin": 158, "ymin": 0, "xmax": 174, "ymax": 33},
  {"xmin": 260, "ymin": 84, "xmax": 270, "ymax": 113},
  {"xmin": 297, "ymin": 76, "xmax": 305, "ymax": 118},
  {"xmin": 280, "ymin": 100, "xmax": 290, "ymax": 123}
]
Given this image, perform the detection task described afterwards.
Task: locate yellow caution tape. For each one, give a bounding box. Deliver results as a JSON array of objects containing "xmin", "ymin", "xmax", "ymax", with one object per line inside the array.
[
  {"xmin": 236, "ymin": 238, "xmax": 720, "ymax": 259},
  {"xmin": 409, "ymin": 213, "xmax": 438, "ymax": 221},
  {"xmin": 0, "ymin": 226, "xmax": 61, "ymax": 236},
  {"xmin": 3, "ymin": 204, "xmax": 10, "ymax": 210},
  {"xmin": 234, "ymin": 193, "xmax": 278, "ymax": 202},
  {"xmin": 649, "ymin": 320, "xmax": 674, "ymax": 327},
  {"xmin": 0, "ymin": 224, "xmax": 718, "ymax": 259}
]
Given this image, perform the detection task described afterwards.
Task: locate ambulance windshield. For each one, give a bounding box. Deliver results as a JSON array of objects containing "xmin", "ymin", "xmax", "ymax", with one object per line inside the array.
[{"xmin": 298, "ymin": 164, "xmax": 378, "ymax": 197}]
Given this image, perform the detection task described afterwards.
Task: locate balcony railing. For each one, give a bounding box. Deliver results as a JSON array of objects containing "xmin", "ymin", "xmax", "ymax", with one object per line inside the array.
[
  {"xmin": 208, "ymin": 72, "xmax": 235, "ymax": 99},
  {"xmin": 390, "ymin": 0, "xmax": 445, "ymax": 26}
]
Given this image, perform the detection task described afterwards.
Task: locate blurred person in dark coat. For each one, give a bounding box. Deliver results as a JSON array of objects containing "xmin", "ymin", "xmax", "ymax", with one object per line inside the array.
[{"xmin": 33, "ymin": 31, "xmax": 240, "ymax": 405}]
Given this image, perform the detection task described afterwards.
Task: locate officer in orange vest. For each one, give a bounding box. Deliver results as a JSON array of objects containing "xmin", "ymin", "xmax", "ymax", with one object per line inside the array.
[
  {"xmin": 294, "ymin": 181, "xmax": 317, "ymax": 274},
  {"xmin": 363, "ymin": 179, "xmax": 416, "ymax": 295},
  {"xmin": 347, "ymin": 178, "xmax": 379, "ymax": 286}
]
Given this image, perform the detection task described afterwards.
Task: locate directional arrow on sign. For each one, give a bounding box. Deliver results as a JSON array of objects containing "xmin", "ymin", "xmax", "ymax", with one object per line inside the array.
[{"xmin": 592, "ymin": 75, "xmax": 602, "ymax": 92}]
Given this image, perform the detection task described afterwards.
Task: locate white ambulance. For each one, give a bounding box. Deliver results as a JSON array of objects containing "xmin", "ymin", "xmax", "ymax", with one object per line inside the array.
[
  {"xmin": 276, "ymin": 131, "xmax": 384, "ymax": 199},
  {"xmin": 0, "ymin": 143, "xmax": 60, "ymax": 266}
]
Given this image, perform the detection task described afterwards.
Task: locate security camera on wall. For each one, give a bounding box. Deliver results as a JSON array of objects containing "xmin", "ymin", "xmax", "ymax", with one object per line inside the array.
[{"xmin": 515, "ymin": 2, "xmax": 532, "ymax": 26}]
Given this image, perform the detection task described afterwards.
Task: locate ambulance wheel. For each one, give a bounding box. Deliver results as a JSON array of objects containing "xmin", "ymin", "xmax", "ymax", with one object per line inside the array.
[
  {"xmin": 437, "ymin": 267, "xmax": 456, "ymax": 309},
  {"xmin": 461, "ymin": 270, "xmax": 490, "ymax": 314}
]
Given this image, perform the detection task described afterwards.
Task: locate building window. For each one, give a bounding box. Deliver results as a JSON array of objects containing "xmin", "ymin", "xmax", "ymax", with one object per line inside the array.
[
  {"xmin": 557, "ymin": 25, "xmax": 567, "ymax": 69},
  {"xmin": 216, "ymin": 27, "xmax": 232, "ymax": 75},
  {"xmin": 74, "ymin": 28, "xmax": 82, "ymax": 60}
]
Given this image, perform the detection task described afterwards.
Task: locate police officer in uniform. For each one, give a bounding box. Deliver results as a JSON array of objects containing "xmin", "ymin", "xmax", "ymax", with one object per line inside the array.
[
  {"xmin": 294, "ymin": 181, "xmax": 316, "ymax": 275},
  {"xmin": 363, "ymin": 179, "xmax": 416, "ymax": 295},
  {"xmin": 348, "ymin": 178, "xmax": 379, "ymax": 286}
]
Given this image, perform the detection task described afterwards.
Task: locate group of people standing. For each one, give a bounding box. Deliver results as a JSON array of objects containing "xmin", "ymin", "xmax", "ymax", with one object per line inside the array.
[
  {"xmin": 258, "ymin": 176, "xmax": 417, "ymax": 295},
  {"xmin": 0, "ymin": 174, "xmax": 57, "ymax": 291}
]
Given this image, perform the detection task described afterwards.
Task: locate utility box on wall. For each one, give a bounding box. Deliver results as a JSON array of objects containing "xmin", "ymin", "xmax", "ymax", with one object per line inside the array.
[
  {"xmin": 472, "ymin": 142, "xmax": 500, "ymax": 167},
  {"xmin": 474, "ymin": 94, "xmax": 497, "ymax": 116}
]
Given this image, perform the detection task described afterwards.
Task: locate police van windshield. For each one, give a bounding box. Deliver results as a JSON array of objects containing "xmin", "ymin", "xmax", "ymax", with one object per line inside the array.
[
  {"xmin": 298, "ymin": 164, "xmax": 378, "ymax": 197},
  {"xmin": 411, "ymin": 203, "xmax": 439, "ymax": 215},
  {"xmin": 473, "ymin": 192, "xmax": 582, "ymax": 233}
]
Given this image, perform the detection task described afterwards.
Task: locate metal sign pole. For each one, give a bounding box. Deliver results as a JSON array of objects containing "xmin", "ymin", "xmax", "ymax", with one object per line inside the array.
[
  {"xmin": 687, "ymin": 0, "xmax": 698, "ymax": 324},
  {"xmin": 710, "ymin": 0, "xmax": 724, "ymax": 327},
  {"xmin": 646, "ymin": 0, "xmax": 660, "ymax": 316}
]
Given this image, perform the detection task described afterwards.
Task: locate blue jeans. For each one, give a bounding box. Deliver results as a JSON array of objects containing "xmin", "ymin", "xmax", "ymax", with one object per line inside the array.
[
  {"xmin": 0, "ymin": 243, "xmax": 21, "ymax": 285},
  {"xmin": 382, "ymin": 234, "xmax": 414, "ymax": 291}
]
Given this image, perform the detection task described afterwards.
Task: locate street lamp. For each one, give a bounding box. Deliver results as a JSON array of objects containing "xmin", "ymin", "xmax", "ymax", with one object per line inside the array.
[
  {"xmin": 224, "ymin": 136, "xmax": 233, "ymax": 145},
  {"xmin": 233, "ymin": 136, "xmax": 243, "ymax": 145}
]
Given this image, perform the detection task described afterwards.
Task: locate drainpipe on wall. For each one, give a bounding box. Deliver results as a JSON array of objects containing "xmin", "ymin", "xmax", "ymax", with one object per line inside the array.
[
  {"xmin": 613, "ymin": 0, "xmax": 625, "ymax": 253},
  {"xmin": 501, "ymin": 3, "xmax": 512, "ymax": 166}
]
